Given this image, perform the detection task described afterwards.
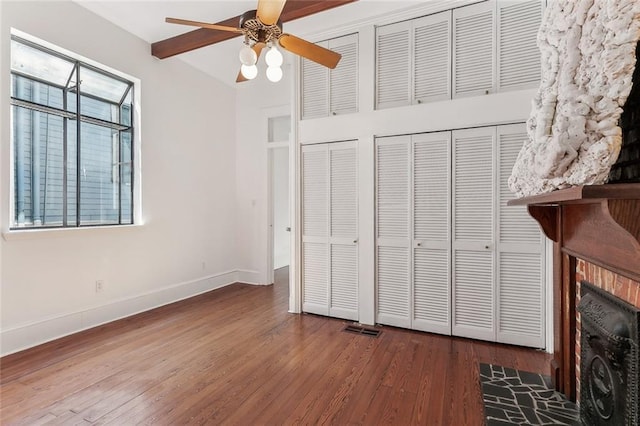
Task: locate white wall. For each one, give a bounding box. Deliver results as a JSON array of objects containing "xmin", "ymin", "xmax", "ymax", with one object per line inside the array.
[
  {"xmin": 234, "ymin": 67, "xmax": 292, "ymax": 284},
  {"xmin": 0, "ymin": 1, "xmax": 238, "ymax": 355}
]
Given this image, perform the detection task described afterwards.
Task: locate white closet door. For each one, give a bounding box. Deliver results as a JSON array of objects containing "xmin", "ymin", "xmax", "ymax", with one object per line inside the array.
[
  {"xmin": 301, "ymin": 41, "xmax": 329, "ymax": 120},
  {"xmin": 453, "ymin": 1, "xmax": 495, "ymax": 98},
  {"xmin": 376, "ymin": 136, "xmax": 411, "ymax": 328},
  {"xmin": 329, "ymin": 34, "xmax": 358, "ymax": 116},
  {"xmin": 412, "ymin": 132, "xmax": 451, "ymax": 334},
  {"xmin": 413, "ymin": 11, "xmax": 451, "ymax": 104},
  {"xmin": 376, "ymin": 21, "xmax": 412, "ymax": 109},
  {"xmin": 452, "ymin": 127, "xmax": 495, "ymax": 341},
  {"xmin": 497, "ymin": 0, "xmax": 543, "ymax": 91},
  {"xmin": 302, "ymin": 145, "xmax": 329, "ymax": 315},
  {"xmin": 497, "ymin": 124, "xmax": 545, "ymax": 347},
  {"xmin": 329, "ymin": 142, "xmax": 358, "ymax": 320}
]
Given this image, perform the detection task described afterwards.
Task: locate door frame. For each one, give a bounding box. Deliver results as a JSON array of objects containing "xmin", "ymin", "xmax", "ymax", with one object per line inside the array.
[{"xmin": 264, "ymin": 105, "xmax": 292, "ymax": 285}]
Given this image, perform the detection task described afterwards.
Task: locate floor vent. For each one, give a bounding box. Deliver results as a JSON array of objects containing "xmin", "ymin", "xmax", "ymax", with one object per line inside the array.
[{"xmin": 343, "ymin": 324, "xmax": 381, "ymax": 337}]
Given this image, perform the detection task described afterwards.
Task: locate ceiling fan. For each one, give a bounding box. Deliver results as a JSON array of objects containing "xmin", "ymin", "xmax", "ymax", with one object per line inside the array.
[{"xmin": 160, "ymin": 0, "xmax": 355, "ymax": 83}]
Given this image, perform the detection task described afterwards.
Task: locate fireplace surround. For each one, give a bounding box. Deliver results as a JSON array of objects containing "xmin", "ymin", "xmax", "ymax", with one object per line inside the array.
[{"xmin": 509, "ymin": 183, "xmax": 640, "ymax": 404}]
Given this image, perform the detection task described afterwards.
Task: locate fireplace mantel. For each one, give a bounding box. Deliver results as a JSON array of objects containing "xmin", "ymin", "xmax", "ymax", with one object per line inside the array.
[
  {"xmin": 509, "ymin": 183, "xmax": 640, "ymax": 281},
  {"xmin": 508, "ymin": 183, "xmax": 640, "ymax": 400}
]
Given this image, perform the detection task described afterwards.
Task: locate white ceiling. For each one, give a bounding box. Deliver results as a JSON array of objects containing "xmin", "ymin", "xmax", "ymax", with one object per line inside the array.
[{"xmin": 74, "ymin": 0, "xmax": 424, "ymax": 86}]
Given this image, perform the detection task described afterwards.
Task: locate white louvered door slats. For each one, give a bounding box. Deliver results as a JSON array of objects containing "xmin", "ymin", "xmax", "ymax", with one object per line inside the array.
[
  {"xmin": 412, "ymin": 132, "xmax": 451, "ymax": 334},
  {"xmin": 301, "ymin": 41, "xmax": 329, "ymax": 119},
  {"xmin": 329, "ymin": 142, "xmax": 358, "ymax": 320},
  {"xmin": 498, "ymin": 125, "xmax": 541, "ymax": 245},
  {"xmin": 413, "ymin": 12, "xmax": 451, "ymax": 103},
  {"xmin": 497, "ymin": 124, "xmax": 544, "ymax": 348},
  {"xmin": 302, "ymin": 146, "xmax": 328, "ymax": 238},
  {"xmin": 497, "ymin": 0, "xmax": 543, "ymax": 91},
  {"xmin": 329, "ymin": 34, "xmax": 358, "ymax": 116},
  {"xmin": 453, "ymin": 1, "xmax": 495, "ymax": 98},
  {"xmin": 303, "ymin": 242, "xmax": 328, "ymax": 313},
  {"xmin": 302, "ymin": 145, "xmax": 329, "ymax": 315},
  {"xmin": 452, "ymin": 127, "xmax": 495, "ymax": 341},
  {"xmin": 498, "ymin": 252, "xmax": 543, "ymax": 347},
  {"xmin": 376, "ymin": 136, "xmax": 411, "ymax": 328},
  {"xmin": 376, "ymin": 21, "xmax": 411, "ymax": 109}
]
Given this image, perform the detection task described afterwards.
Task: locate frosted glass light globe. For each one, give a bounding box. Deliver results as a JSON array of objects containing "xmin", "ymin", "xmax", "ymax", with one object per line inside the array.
[
  {"xmin": 239, "ymin": 44, "xmax": 257, "ymax": 66},
  {"xmin": 266, "ymin": 66, "xmax": 283, "ymax": 82},
  {"xmin": 241, "ymin": 64, "xmax": 258, "ymax": 80},
  {"xmin": 265, "ymin": 46, "xmax": 283, "ymax": 67}
]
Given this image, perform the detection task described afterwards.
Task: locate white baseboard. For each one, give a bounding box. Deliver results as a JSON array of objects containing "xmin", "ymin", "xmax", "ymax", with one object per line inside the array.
[
  {"xmin": 236, "ymin": 269, "xmax": 267, "ymax": 285},
  {"xmin": 0, "ymin": 270, "xmax": 238, "ymax": 357}
]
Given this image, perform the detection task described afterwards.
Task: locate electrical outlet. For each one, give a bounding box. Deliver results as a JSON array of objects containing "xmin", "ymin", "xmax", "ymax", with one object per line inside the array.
[{"xmin": 95, "ymin": 280, "xmax": 104, "ymax": 293}]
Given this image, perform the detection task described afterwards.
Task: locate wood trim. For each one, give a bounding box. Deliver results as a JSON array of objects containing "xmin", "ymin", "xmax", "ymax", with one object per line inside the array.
[
  {"xmin": 151, "ymin": 0, "xmax": 359, "ymax": 59},
  {"xmin": 561, "ymin": 254, "xmax": 576, "ymax": 401},
  {"xmin": 528, "ymin": 205, "xmax": 559, "ymax": 241},
  {"xmin": 507, "ymin": 183, "xmax": 640, "ymax": 206}
]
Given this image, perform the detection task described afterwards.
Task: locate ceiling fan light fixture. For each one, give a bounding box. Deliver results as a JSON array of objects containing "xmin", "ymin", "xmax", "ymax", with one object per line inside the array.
[
  {"xmin": 241, "ymin": 64, "xmax": 258, "ymax": 80},
  {"xmin": 266, "ymin": 65, "xmax": 283, "ymax": 82},
  {"xmin": 265, "ymin": 45, "xmax": 283, "ymax": 67},
  {"xmin": 239, "ymin": 44, "xmax": 258, "ymax": 66}
]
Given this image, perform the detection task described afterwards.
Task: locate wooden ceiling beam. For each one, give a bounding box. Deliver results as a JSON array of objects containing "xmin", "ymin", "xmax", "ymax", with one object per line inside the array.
[{"xmin": 151, "ymin": 0, "xmax": 358, "ymax": 59}]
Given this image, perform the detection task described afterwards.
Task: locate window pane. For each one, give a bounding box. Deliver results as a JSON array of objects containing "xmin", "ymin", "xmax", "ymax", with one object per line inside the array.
[
  {"xmin": 81, "ymin": 94, "xmax": 119, "ymax": 123},
  {"xmin": 12, "ymin": 106, "xmax": 65, "ymax": 227},
  {"xmin": 268, "ymin": 115, "xmax": 290, "ymax": 143},
  {"xmin": 67, "ymin": 123, "xmax": 77, "ymax": 225},
  {"xmin": 79, "ymin": 65, "xmax": 129, "ymax": 104},
  {"xmin": 11, "ymin": 39, "xmax": 75, "ymax": 87},
  {"xmin": 120, "ymin": 131, "xmax": 133, "ymax": 224},
  {"xmin": 79, "ymin": 123, "xmax": 119, "ymax": 225},
  {"xmin": 11, "ymin": 75, "xmax": 64, "ymax": 109}
]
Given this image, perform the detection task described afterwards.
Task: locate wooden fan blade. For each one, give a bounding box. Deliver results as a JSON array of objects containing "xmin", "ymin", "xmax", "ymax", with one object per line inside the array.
[
  {"xmin": 165, "ymin": 17, "xmax": 242, "ymax": 33},
  {"xmin": 279, "ymin": 34, "xmax": 341, "ymax": 69},
  {"xmin": 257, "ymin": 0, "xmax": 287, "ymax": 25},
  {"xmin": 236, "ymin": 43, "xmax": 266, "ymax": 83}
]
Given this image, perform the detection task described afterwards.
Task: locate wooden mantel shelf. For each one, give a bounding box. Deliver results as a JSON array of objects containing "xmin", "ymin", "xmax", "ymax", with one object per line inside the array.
[
  {"xmin": 508, "ymin": 183, "xmax": 640, "ymax": 206},
  {"xmin": 509, "ymin": 182, "xmax": 640, "ymax": 281}
]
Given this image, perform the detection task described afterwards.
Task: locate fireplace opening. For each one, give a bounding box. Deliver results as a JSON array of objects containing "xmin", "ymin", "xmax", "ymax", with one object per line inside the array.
[
  {"xmin": 610, "ymin": 40, "xmax": 640, "ymax": 184},
  {"xmin": 578, "ymin": 281, "xmax": 639, "ymax": 425}
]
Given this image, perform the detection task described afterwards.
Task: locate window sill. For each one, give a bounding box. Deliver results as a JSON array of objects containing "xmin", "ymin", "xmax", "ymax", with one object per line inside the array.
[{"xmin": 2, "ymin": 223, "xmax": 145, "ymax": 241}]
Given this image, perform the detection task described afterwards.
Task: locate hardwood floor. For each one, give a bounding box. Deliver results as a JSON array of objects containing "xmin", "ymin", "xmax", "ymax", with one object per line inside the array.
[{"xmin": 1, "ymin": 268, "xmax": 551, "ymax": 425}]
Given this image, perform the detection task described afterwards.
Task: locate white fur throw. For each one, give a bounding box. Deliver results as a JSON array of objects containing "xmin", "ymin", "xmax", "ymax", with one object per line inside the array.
[{"xmin": 509, "ymin": 0, "xmax": 640, "ymax": 197}]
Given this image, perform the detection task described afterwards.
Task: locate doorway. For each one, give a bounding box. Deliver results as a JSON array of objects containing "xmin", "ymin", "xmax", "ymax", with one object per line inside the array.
[{"xmin": 267, "ymin": 114, "xmax": 291, "ymax": 285}]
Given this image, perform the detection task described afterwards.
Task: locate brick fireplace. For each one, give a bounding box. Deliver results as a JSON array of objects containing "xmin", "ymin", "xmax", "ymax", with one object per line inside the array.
[{"xmin": 509, "ymin": 184, "xmax": 640, "ymax": 423}]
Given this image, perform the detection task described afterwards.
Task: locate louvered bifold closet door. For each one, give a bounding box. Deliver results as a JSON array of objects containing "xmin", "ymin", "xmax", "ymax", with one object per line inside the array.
[
  {"xmin": 376, "ymin": 21, "xmax": 411, "ymax": 109},
  {"xmin": 413, "ymin": 12, "xmax": 451, "ymax": 104},
  {"xmin": 452, "ymin": 127, "xmax": 496, "ymax": 341},
  {"xmin": 497, "ymin": 0, "xmax": 543, "ymax": 91},
  {"xmin": 497, "ymin": 124, "xmax": 545, "ymax": 348},
  {"xmin": 453, "ymin": 1, "xmax": 495, "ymax": 98},
  {"xmin": 376, "ymin": 136, "xmax": 411, "ymax": 328},
  {"xmin": 329, "ymin": 34, "xmax": 358, "ymax": 116},
  {"xmin": 412, "ymin": 132, "xmax": 451, "ymax": 335},
  {"xmin": 301, "ymin": 41, "xmax": 329, "ymax": 119},
  {"xmin": 329, "ymin": 142, "xmax": 358, "ymax": 320},
  {"xmin": 302, "ymin": 145, "xmax": 329, "ymax": 315}
]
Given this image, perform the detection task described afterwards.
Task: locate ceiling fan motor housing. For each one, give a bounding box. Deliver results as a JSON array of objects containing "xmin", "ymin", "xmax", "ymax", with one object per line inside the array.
[{"xmin": 240, "ymin": 9, "xmax": 283, "ymax": 44}]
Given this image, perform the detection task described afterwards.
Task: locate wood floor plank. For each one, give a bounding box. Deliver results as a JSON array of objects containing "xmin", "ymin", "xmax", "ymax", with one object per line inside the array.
[{"xmin": 1, "ymin": 268, "xmax": 552, "ymax": 425}]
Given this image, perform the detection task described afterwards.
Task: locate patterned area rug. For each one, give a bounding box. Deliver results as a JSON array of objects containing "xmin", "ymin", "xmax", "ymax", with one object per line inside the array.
[{"xmin": 479, "ymin": 363, "xmax": 580, "ymax": 425}]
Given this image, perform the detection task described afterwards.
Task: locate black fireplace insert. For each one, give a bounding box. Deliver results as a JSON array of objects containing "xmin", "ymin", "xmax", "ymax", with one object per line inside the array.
[{"xmin": 578, "ymin": 281, "xmax": 639, "ymax": 425}]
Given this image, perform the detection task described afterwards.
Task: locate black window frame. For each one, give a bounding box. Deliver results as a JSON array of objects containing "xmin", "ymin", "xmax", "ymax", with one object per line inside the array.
[{"xmin": 10, "ymin": 34, "xmax": 136, "ymax": 230}]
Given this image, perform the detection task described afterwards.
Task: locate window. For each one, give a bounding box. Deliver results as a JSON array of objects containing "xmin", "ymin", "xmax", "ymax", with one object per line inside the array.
[{"xmin": 10, "ymin": 34, "xmax": 135, "ymax": 229}]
